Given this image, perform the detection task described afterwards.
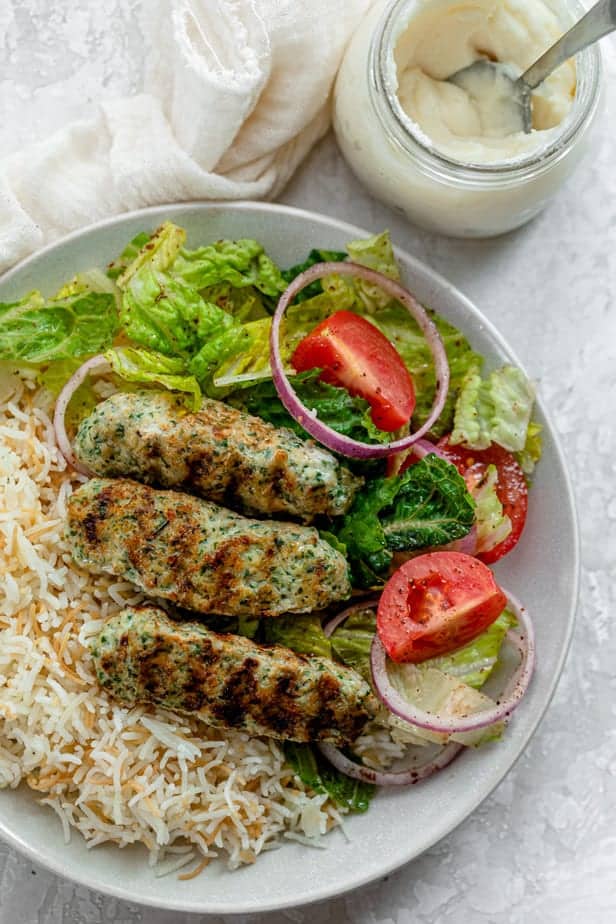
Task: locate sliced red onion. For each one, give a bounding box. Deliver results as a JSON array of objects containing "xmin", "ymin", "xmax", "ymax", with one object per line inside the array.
[
  {"xmin": 53, "ymin": 354, "xmax": 110, "ymax": 474},
  {"xmin": 387, "ymin": 437, "xmax": 450, "ymax": 477},
  {"xmin": 370, "ymin": 589, "xmax": 534, "ymax": 735},
  {"xmin": 323, "ymin": 598, "xmax": 380, "ymax": 638},
  {"xmin": 270, "ymin": 262, "xmax": 450, "ymax": 459},
  {"xmin": 318, "ymin": 740, "xmax": 462, "ymax": 787},
  {"xmin": 408, "ymin": 438, "xmax": 448, "ymax": 461},
  {"xmin": 446, "ymin": 524, "xmax": 478, "ymax": 556}
]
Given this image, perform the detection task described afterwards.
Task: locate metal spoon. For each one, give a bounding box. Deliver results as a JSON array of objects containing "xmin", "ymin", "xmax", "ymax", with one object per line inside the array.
[{"xmin": 448, "ymin": 0, "xmax": 616, "ymax": 134}]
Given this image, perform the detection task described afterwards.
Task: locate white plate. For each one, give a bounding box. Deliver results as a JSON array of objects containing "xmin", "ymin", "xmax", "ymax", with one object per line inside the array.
[{"xmin": 0, "ymin": 202, "xmax": 579, "ymax": 914}]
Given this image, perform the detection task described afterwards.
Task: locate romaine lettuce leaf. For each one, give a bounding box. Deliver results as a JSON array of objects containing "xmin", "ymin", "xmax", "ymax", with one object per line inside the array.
[
  {"xmin": 201, "ymin": 282, "xmax": 271, "ymax": 322},
  {"xmin": 451, "ymin": 365, "xmax": 535, "ymax": 453},
  {"xmin": 281, "ymin": 247, "xmax": 347, "ymax": 303},
  {"xmin": 173, "ymin": 238, "xmax": 286, "ymax": 297},
  {"xmin": 472, "ymin": 463, "xmax": 512, "ymax": 556},
  {"xmin": 0, "ymin": 290, "xmax": 118, "ymax": 363},
  {"xmin": 187, "ymin": 320, "xmax": 252, "ymax": 396},
  {"xmin": 105, "ymin": 346, "xmax": 202, "ymax": 410},
  {"xmin": 119, "ymin": 267, "xmax": 216, "ymax": 358},
  {"xmin": 346, "ymin": 230, "xmax": 400, "ymax": 312},
  {"xmin": 515, "ymin": 420, "xmax": 543, "ymax": 475},
  {"xmin": 371, "ymin": 306, "xmax": 483, "ymax": 438},
  {"xmin": 386, "ymin": 661, "xmax": 504, "ymax": 747},
  {"xmin": 117, "ymin": 222, "xmax": 186, "ymax": 287},
  {"xmin": 211, "ymin": 295, "xmax": 346, "ymax": 393},
  {"xmin": 426, "ymin": 609, "xmax": 516, "ymax": 689},
  {"xmin": 330, "ymin": 608, "xmax": 376, "ymax": 682},
  {"xmin": 106, "ymin": 231, "xmax": 152, "ymax": 280},
  {"xmin": 230, "ymin": 369, "xmax": 389, "ymax": 444},
  {"xmin": 284, "ymin": 742, "xmax": 375, "ymax": 812},
  {"xmin": 263, "ymin": 614, "xmax": 332, "ymax": 660},
  {"xmin": 54, "ymin": 267, "xmax": 119, "ymax": 302},
  {"xmin": 336, "ymin": 454, "xmax": 476, "ymax": 580}
]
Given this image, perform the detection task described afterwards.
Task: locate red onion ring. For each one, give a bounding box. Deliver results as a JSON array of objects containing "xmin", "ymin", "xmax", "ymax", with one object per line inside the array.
[
  {"xmin": 323, "ymin": 598, "xmax": 381, "ymax": 638},
  {"xmin": 53, "ymin": 354, "xmax": 110, "ymax": 474},
  {"xmin": 370, "ymin": 589, "xmax": 534, "ymax": 735},
  {"xmin": 270, "ymin": 262, "xmax": 450, "ymax": 459},
  {"xmin": 317, "ymin": 740, "xmax": 462, "ymax": 787}
]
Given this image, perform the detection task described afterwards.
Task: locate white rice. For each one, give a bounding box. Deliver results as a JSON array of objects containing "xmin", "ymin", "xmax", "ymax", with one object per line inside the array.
[{"xmin": 0, "ymin": 369, "xmax": 346, "ymax": 873}]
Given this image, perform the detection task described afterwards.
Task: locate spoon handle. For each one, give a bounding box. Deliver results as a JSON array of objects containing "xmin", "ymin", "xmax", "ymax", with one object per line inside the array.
[{"xmin": 522, "ymin": 0, "xmax": 616, "ymax": 89}]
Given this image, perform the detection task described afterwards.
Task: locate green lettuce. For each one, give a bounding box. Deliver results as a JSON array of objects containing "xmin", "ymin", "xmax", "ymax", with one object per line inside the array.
[
  {"xmin": 54, "ymin": 267, "xmax": 119, "ymax": 303},
  {"xmin": 263, "ymin": 614, "xmax": 331, "ymax": 660},
  {"xmin": 282, "ymin": 247, "xmax": 348, "ymax": 303},
  {"xmin": 117, "ymin": 222, "xmax": 186, "ymax": 286},
  {"xmin": 230, "ymin": 369, "xmax": 389, "ymax": 444},
  {"xmin": 187, "ymin": 320, "xmax": 252, "ymax": 394},
  {"xmin": 284, "ymin": 742, "xmax": 374, "ymax": 812},
  {"xmin": 371, "ymin": 306, "xmax": 483, "ymax": 438},
  {"xmin": 105, "ymin": 346, "xmax": 202, "ymax": 410},
  {"xmin": 516, "ymin": 420, "xmax": 543, "ymax": 475},
  {"xmin": 346, "ymin": 230, "xmax": 400, "ymax": 312},
  {"xmin": 336, "ymin": 454, "xmax": 475, "ymax": 581},
  {"xmin": 0, "ymin": 290, "xmax": 118, "ymax": 364},
  {"xmin": 106, "ymin": 231, "xmax": 152, "ymax": 280},
  {"xmin": 200, "ymin": 282, "xmax": 271, "ymax": 322},
  {"xmin": 386, "ymin": 662, "xmax": 504, "ymax": 747},
  {"xmin": 472, "ymin": 463, "xmax": 512, "ymax": 557},
  {"xmin": 451, "ymin": 365, "xmax": 535, "ymax": 453},
  {"xmin": 427, "ymin": 610, "xmax": 517, "ymax": 689},
  {"xmin": 119, "ymin": 267, "xmax": 223, "ymax": 358},
  {"xmin": 210, "ymin": 294, "xmax": 347, "ymax": 393},
  {"xmin": 114, "ymin": 225, "xmax": 251, "ymax": 393},
  {"xmin": 330, "ymin": 608, "xmax": 376, "ymax": 683},
  {"xmin": 329, "ymin": 608, "xmax": 515, "ymax": 696},
  {"xmin": 173, "ymin": 238, "xmax": 286, "ymax": 298}
]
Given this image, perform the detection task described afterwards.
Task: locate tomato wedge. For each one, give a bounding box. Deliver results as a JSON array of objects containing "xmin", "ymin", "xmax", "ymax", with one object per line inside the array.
[
  {"xmin": 435, "ymin": 437, "xmax": 528, "ymax": 564},
  {"xmin": 377, "ymin": 551, "xmax": 507, "ymax": 663},
  {"xmin": 291, "ymin": 310, "xmax": 415, "ymax": 432}
]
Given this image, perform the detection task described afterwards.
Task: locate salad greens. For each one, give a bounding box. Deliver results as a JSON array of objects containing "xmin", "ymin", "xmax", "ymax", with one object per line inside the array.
[
  {"xmin": 516, "ymin": 420, "xmax": 543, "ymax": 475},
  {"xmin": 427, "ymin": 609, "xmax": 517, "ymax": 689},
  {"xmin": 284, "ymin": 742, "xmax": 374, "ymax": 812},
  {"xmin": 105, "ymin": 347, "xmax": 202, "ymax": 411},
  {"xmin": 230, "ymin": 369, "xmax": 389, "ymax": 445},
  {"xmin": 450, "ymin": 364, "xmax": 535, "ymax": 453},
  {"xmin": 263, "ymin": 614, "xmax": 332, "ymax": 660},
  {"xmin": 281, "ymin": 247, "xmax": 347, "ymax": 302},
  {"xmin": 0, "ymin": 290, "xmax": 117, "ymax": 363},
  {"xmin": 335, "ymin": 455, "xmax": 476, "ymax": 583},
  {"xmin": 472, "ymin": 463, "xmax": 512, "ymax": 556}
]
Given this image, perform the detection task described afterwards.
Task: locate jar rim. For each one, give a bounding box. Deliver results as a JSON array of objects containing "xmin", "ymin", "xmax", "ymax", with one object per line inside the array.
[{"xmin": 370, "ymin": 0, "xmax": 602, "ymax": 184}]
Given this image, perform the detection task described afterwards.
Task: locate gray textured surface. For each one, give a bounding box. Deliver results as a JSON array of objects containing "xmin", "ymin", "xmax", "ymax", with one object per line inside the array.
[{"xmin": 1, "ymin": 4, "xmax": 615, "ymax": 922}]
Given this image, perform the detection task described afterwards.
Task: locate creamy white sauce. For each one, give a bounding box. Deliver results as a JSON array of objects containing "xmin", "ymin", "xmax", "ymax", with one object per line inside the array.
[{"xmin": 393, "ymin": 0, "xmax": 577, "ymax": 164}]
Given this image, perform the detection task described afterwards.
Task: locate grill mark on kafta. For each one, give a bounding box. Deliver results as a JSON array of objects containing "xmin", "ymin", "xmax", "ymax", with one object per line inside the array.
[
  {"xmin": 67, "ymin": 478, "xmax": 351, "ymax": 617},
  {"xmin": 91, "ymin": 606, "xmax": 379, "ymax": 744}
]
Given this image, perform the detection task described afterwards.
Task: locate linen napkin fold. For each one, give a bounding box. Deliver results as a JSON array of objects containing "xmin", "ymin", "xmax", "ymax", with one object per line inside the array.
[{"xmin": 0, "ymin": 0, "xmax": 372, "ymax": 274}]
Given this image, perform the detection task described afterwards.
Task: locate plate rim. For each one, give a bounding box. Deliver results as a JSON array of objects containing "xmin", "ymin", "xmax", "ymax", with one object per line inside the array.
[{"xmin": 0, "ymin": 200, "xmax": 580, "ymax": 914}]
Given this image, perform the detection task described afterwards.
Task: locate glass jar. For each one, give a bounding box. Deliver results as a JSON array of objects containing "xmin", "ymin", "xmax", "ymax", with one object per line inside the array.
[{"xmin": 333, "ymin": 0, "xmax": 602, "ymax": 238}]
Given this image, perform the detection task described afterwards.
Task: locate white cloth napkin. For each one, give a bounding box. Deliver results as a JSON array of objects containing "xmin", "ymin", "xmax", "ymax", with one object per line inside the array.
[{"xmin": 0, "ymin": 0, "xmax": 372, "ymax": 274}]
